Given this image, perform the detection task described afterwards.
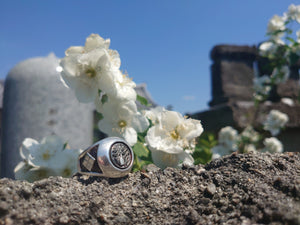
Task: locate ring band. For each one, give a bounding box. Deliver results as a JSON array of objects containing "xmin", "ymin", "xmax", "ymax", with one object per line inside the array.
[{"xmin": 78, "ymin": 137, "xmax": 134, "ymax": 178}]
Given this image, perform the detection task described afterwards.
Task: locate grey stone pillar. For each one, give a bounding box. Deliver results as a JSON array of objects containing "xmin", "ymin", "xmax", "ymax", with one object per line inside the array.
[{"xmin": 1, "ymin": 53, "xmax": 94, "ymax": 178}]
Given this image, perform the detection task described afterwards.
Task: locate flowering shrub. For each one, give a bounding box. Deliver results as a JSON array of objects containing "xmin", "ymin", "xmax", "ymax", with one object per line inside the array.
[
  {"xmin": 59, "ymin": 34, "xmax": 205, "ymax": 171},
  {"xmin": 212, "ymin": 4, "xmax": 299, "ymax": 159},
  {"xmin": 211, "ymin": 110, "xmax": 288, "ymax": 158},
  {"xmin": 256, "ymin": 4, "xmax": 300, "ymax": 102},
  {"xmin": 14, "ymin": 34, "xmax": 205, "ymax": 181}
]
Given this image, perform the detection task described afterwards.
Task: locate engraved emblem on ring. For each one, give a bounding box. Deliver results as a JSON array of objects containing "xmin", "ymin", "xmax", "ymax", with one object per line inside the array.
[{"xmin": 109, "ymin": 142, "xmax": 132, "ymax": 169}]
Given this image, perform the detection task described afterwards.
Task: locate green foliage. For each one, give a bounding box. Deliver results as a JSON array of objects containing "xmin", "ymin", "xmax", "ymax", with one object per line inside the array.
[
  {"xmin": 132, "ymin": 133, "xmax": 153, "ymax": 172},
  {"xmin": 95, "ymin": 111, "xmax": 104, "ymax": 121},
  {"xmin": 192, "ymin": 132, "xmax": 215, "ymax": 165},
  {"xmin": 63, "ymin": 142, "xmax": 68, "ymax": 150},
  {"xmin": 137, "ymin": 95, "xmax": 151, "ymax": 107},
  {"xmin": 101, "ymin": 94, "xmax": 108, "ymax": 104}
]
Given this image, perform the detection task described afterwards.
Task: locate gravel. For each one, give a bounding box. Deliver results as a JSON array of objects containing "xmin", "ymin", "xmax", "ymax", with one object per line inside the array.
[{"xmin": 0, "ymin": 151, "xmax": 300, "ymax": 224}]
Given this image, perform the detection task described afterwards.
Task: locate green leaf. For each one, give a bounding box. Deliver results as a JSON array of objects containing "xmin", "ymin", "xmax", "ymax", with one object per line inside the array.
[
  {"xmin": 192, "ymin": 148, "xmax": 212, "ymax": 165},
  {"xmin": 199, "ymin": 139, "xmax": 211, "ymax": 147},
  {"xmin": 137, "ymin": 95, "xmax": 150, "ymax": 106},
  {"xmin": 137, "ymin": 133, "xmax": 145, "ymax": 143},
  {"xmin": 95, "ymin": 111, "xmax": 104, "ymax": 121},
  {"xmin": 132, "ymin": 154, "xmax": 142, "ymax": 172},
  {"xmin": 286, "ymin": 37, "xmax": 296, "ymax": 44},
  {"xmin": 101, "ymin": 94, "xmax": 108, "ymax": 105},
  {"xmin": 63, "ymin": 142, "xmax": 68, "ymax": 150},
  {"xmin": 132, "ymin": 142, "xmax": 150, "ymax": 158}
]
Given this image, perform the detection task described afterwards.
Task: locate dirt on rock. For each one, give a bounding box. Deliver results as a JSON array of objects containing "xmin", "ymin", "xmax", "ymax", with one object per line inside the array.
[{"xmin": 0, "ymin": 152, "xmax": 300, "ymax": 225}]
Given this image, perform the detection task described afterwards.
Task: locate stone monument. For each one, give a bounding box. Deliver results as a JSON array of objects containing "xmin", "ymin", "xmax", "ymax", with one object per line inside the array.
[
  {"xmin": 192, "ymin": 45, "xmax": 300, "ymax": 152},
  {"xmin": 0, "ymin": 53, "xmax": 94, "ymax": 178}
]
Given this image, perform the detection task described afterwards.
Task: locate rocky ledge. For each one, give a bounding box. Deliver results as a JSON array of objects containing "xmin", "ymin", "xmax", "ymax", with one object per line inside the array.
[{"xmin": 0, "ymin": 152, "xmax": 300, "ymax": 225}]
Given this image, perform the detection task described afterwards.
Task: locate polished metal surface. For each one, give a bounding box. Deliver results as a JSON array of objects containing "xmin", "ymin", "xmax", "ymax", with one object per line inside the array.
[{"xmin": 78, "ymin": 137, "xmax": 134, "ymax": 178}]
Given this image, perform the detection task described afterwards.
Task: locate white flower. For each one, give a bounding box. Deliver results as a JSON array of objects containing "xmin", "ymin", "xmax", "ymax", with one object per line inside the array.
[
  {"xmin": 254, "ymin": 94, "xmax": 264, "ymax": 102},
  {"xmin": 94, "ymin": 71, "xmax": 137, "ymax": 113},
  {"xmin": 287, "ymin": 4, "xmax": 300, "ymax": 23},
  {"xmin": 263, "ymin": 137, "xmax": 283, "ymax": 153},
  {"xmin": 271, "ymin": 66, "xmax": 289, "ymax": 84},
  {"xmin": 60, "ymin": 34, "xmax": 121, "ymax": 103},
  {"xmin": 145, "ymin": 110, "xmax": 203, "ymax": 154},
  {"xmin": 111, "ymin": 71, "xmax": 137, "ymax": 101},
  {"xmin": 243, "ymin": 144, "xmax": 257, "ymax": 153},
  {"xmin": 98, "ymin": 100, "xmax": 149, "ymax": 146},
  {"xmin": 217, "ymin": 126, "xmax": 239, "ymax": 151},
  {"xmin": 145, "ymin": 110, "xmax": 203, "ymax": 169},
  {"xmin": 14, "ymin": 162, "xmax": 57, "ymax": 182},
  {"xmin": 53, "ymin": 148, "xmax": 82, "ymax": 177},
  {"xmin": 253, "ymin": 75, "xmax": 271, "ymax": 97},
  {"xmin": 15, "ymin": 135, "xmax": 82, "ymax": 181},
  {"xmin": 142, "ymin": 106, "xmax": 166, "ymax": 125},
  {"xmin": 267, "ymin": 15, "xmax": 286, "ymax": 34},
  {"xmin": 150, "ymin": 150, "xmax": 194, "ymax": 169},
  {"xmin": 115, "ymin": 72, "xmax": 136, "ymax": 99},
  {"xmin": 211, "ymin": 126, "xmax": 239, "ymax": 159},
  {"xmin": 263, "ymin": 110, "xmax": 289, "ymax": 136},
  {"xmin": 240, "ymin": 126, "xmax": 260, "ymax": 143},
  {"xmin": 259, "ymin": 42, "xmax": 278, "ymax": 56},
  {"xmin": 21, "ymin": 136, "xmax": 65, "ymax": 168},
  {"xmin": 281, "ymin": 98, "xmax": 294, "ymax": 106}
]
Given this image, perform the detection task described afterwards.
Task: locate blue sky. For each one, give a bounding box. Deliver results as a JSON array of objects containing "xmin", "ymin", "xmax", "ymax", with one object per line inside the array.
[{"xmin": 0, "ymin": 0, "xmax": 298, "ymax": 114}]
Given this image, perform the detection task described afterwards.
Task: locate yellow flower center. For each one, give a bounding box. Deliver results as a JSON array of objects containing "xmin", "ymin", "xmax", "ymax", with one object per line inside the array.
[
  {"xmin": 42, "ymin": 150, "xmax": 51, "ymax": 160},
  {"xmin": 85, "ymin": 68, "xmax": 96, "ymax": 78},
  {"xmin": 118, "ymin": 120, "xmax": 127, "ymax": 128},
  {"xmin": 170, "ymin": 129, "xmax": 179, "ymax": 140}
]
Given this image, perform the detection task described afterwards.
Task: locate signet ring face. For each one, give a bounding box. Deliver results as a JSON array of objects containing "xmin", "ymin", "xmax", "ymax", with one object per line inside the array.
[{"xmin": 78, "ymin": 137, "xmax": 134, "ymax": 178}]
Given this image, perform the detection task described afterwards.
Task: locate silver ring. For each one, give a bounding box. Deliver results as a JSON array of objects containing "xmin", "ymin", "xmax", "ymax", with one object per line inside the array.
[{"xmin": 78, "ymin": 137, "xmax": 134, "ymax": 178}]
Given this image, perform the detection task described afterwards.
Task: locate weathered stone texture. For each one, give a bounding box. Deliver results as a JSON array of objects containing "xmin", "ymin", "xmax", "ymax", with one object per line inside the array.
[
  {"xmin": 209, "ymin": 45, "xmax": 257, "ymax": 106},
  {"xmin": 0, "ymin": 54, "xmax": 94, "ymax": 178}
]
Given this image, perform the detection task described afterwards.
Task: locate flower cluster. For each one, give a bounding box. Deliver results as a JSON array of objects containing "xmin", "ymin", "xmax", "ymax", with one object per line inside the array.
[
  {"xmin": 211, "ymin": 126, "xmax": 239, "ymax": 159},
  {"xmin": 59, "ymin": 34, "xmax": 204, "ymax": 170},
  {"xmin": 14, "ymin": 136, "xmax": 81, "ymax": 182},
  {"xmin": 263, "ymin": 109, "xmax": 289, "ymax": 136},
  {"xmin": 59, "ymin": 34, "xmax": 149, "ymax": 146},
  {"xmin": 255, "ymin": 4, "xmax": 300, "ymax": 101},
  {"xmin": 212, "ymin": 109, "xmax": 288, "ymax": 159},
  {"xmin": 263, "ymin": 137, "xmax": 283, "ymax": 153}
]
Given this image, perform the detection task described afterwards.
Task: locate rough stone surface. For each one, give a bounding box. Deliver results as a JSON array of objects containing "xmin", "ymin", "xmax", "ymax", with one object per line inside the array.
[
  {"xmin": 0, "ymin": 152, "xmax": 300, "ymax": 225},
  {"xmin": 277, "ymin": 79, "xmax": 300, "ymax": 100},
  {"xmin": 1, "ymin": 53, "xmax": 94, "ymax": 178}
]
